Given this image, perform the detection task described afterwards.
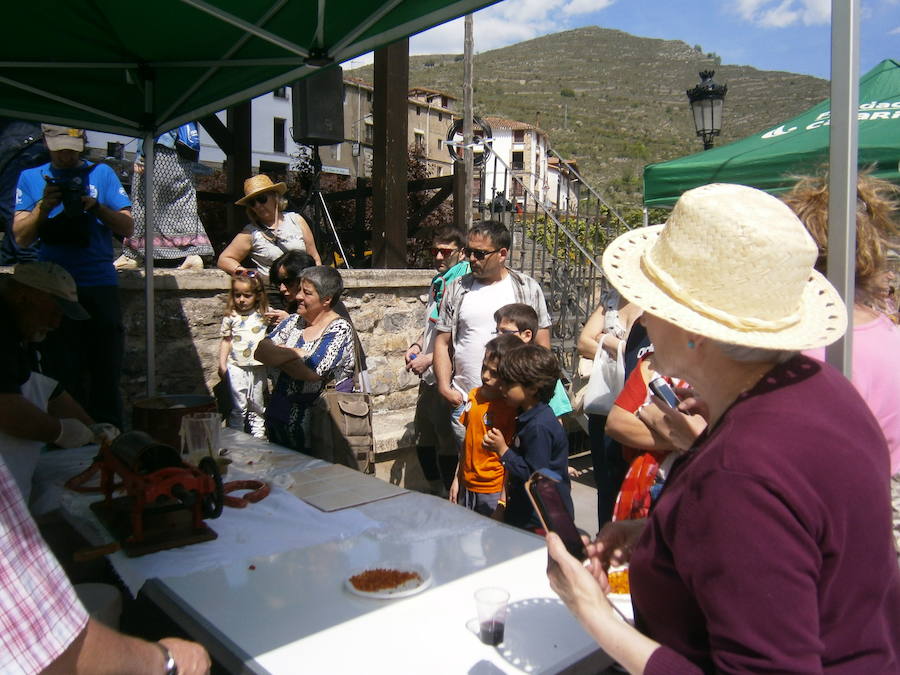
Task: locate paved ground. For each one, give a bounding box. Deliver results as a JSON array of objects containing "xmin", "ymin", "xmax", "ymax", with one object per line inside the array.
[{"xmin": 570, "ymin": 449, "xmax": 600, "ymax": 537}]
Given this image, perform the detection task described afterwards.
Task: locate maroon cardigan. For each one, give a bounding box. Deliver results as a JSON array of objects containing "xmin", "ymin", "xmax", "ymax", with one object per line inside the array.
[{"xmin": 630, "ymin": 356, "xmax": 900, "ymax": 674}]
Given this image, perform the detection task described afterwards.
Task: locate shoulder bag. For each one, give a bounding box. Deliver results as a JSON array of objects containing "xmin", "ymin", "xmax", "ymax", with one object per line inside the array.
[
  {"xmin": 308, "ymin": 324, "xmax": 375, "ymax": 473},
  {"xmin": 581, "ymin": 333, "xmax": 626, "ymax": 416}
]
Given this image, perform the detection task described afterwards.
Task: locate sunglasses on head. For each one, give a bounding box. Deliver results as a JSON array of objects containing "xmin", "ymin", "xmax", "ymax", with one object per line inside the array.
[
  {"xmin": 249, "ymin": 193, "xmax": 271, "ymax": 206},
  {"xmin": 234, "ymin": 269, "xmax": 258, "ymax": 278},
  {"xmin": 463, "ymin": 246, "xmax": 501, "ymax": 261},
  {"xmin": 430, "ymin": 246, "xmax": 458, "ymax": 257}
]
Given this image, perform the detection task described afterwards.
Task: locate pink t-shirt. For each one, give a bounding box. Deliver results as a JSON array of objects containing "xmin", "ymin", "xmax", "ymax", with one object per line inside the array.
[{"xmin": 806, "ymin": 313, "xmax": 900, "ymax": 475}]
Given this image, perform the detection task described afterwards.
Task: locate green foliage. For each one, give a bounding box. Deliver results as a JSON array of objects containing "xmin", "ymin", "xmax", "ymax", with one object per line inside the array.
[{"xmin": 560, "ymin": 87, "xmax": 576, "ymax": 98}]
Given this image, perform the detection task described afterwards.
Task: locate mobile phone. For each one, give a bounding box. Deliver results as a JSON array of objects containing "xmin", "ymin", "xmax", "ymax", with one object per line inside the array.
[
  {"xmin": 648, "ymin": 375, "xmax": 680, "ymax": 409},
  {"xmin": 526, "ymin": 470, "xmax": 586, "ymax": 561}
]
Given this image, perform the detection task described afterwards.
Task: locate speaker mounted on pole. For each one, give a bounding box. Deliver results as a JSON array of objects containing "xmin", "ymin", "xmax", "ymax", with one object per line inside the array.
[{"xmin": 291, "ymin": 66, "xmax": 344, "ymax": 146}]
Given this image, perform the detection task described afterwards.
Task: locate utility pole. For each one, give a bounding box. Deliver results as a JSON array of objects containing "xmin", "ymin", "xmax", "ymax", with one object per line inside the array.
[{"xmin": 463, "ymin": 14, "xmax": 474, "ymax": 229}]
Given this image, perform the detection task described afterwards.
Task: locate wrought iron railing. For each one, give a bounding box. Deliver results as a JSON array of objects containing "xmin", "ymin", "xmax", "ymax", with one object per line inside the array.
[{"xmin": 475, "ymin": 149, "xmax": 632, "ymax": 378}]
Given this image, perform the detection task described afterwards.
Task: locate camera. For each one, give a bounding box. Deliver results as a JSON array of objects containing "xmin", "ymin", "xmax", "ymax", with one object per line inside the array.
[{"xmin": 46, "ymin": 175, "xmax": 87, "ymax": 217}]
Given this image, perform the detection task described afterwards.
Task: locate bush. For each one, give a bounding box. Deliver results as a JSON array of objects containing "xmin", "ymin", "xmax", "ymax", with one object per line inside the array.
[{"xmin": 560, "ymin": 87, "xmax": 576, "ymax": 98}]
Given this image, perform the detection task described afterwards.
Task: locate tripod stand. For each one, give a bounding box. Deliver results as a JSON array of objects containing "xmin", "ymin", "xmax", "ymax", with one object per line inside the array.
[{"xmin": 300, "ymin": 145, "xmax": 351, "ymax": 269}]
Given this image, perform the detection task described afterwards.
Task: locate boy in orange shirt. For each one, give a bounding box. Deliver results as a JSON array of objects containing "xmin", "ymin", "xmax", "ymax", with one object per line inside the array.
[{"xmin": 449, "ymin": 333, "xmax": 521, "ymax": 518}]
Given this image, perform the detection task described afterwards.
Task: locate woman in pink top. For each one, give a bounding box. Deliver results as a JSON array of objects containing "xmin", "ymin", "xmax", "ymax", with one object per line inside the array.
[{"xmin": 784, "ymin": 173, "xmax": 900, "ymax": 553}]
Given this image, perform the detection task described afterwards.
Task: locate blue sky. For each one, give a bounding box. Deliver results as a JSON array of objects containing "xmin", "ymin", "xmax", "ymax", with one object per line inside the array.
[{"xmin": 346, "ymin": 0, "xmax": 900, "ymax": 81}]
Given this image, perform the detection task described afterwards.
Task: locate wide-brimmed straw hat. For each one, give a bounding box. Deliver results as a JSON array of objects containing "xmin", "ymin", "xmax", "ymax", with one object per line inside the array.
[
  {"xmin": 235, "ymin": 174, "xmax": 287, "ymax": 206},
  {"xmin": 601, "ymin": 183, "xmax": 847, "ymax": 350}
]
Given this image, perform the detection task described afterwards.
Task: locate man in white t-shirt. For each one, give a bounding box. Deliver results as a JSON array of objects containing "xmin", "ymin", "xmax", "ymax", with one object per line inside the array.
[{"xmin": 433, "ymin": 221, "xmax": 552, "ymax": 447}]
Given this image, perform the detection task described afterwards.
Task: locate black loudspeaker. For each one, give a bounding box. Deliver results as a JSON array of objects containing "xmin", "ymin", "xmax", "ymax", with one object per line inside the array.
[{"xmin": 291, "ymin": 66, "xmax": 344, "ymax": 146}]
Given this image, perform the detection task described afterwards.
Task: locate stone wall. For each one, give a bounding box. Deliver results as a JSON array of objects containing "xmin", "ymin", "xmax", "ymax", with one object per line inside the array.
[{"xmin": 117, "ymin": 268, "xmax": 434, "ymax": 420}]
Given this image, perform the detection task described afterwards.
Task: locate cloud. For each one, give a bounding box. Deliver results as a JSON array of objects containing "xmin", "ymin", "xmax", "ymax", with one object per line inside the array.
[
  {"xmin": 734, "ymin": 0, "xmax": 830, "ymax": 27},
  {"xmin": 891, "ymin": 26, "xmax": 900, "ymax": 34}
]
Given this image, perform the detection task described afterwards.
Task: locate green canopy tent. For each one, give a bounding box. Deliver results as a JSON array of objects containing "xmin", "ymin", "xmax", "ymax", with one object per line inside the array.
[
  {"xmin": 643, "ymin": 59, "xmax": 900, "ymax": 208},
  {"xmin": 0, "ymin": 0, "xmax": 500, "ymax": 393}
]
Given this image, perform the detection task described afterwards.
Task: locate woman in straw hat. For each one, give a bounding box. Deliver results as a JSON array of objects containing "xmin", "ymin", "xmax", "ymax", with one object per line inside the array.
[
  {"xmin": 217, "ymin": 174, "xmax": 321, "ymax": 281},
  {"xmin": 546, "ymin": 184, "xmax": 900, "ymax": 674}
]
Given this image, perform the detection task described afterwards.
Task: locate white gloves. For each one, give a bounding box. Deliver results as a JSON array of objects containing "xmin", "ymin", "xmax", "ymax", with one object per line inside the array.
[
  {"xmin": 54, "ymin": 418, "xmax": 95, "ymax": 448},
  {"xmin": 90, "ymin": 423, "xmax": 121, "ymax": 444}
]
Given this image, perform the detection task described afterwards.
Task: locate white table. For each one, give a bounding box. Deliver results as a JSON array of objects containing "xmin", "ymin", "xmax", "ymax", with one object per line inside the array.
[{"xmin": 34, "ymin": 431, "xmax": 611, "ymax": 674}]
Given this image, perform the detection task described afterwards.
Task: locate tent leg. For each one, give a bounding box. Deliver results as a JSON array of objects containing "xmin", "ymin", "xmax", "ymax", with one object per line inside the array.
[
  {"xmin": 825, "ymin": 0, "xmax": 860, "ymax": 378},
  {"xmin": 143, "ymin": 117, "xmax": 156, "ymax": 395}
]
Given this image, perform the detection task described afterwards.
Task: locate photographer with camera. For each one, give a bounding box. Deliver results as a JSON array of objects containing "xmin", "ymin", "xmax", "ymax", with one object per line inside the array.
[{"xmin": 12, "ymin": 124, "xmax": 133, "ymax": 428}]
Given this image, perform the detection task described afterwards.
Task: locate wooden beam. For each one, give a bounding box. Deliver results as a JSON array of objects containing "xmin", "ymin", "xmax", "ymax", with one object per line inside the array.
[
  {"xmin": 198, "ymin": 114, "xmax": 233, "ymax": 155},
  {"xmin": 408, "ymin": 186, "xmax": 452, "ymax": 232},
  {"xmin": 453, "ymin": 159, "xmax": 467, "ymax": 232},
  {"xmin": 371, "ymin": 39, "xmax": 409, "ymax": 268},
  {"xmin": 226, "ymin": 102, "xmax": 252, "ymax": 235}
]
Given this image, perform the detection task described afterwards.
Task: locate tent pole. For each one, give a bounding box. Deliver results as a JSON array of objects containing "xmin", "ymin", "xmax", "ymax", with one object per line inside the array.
[
  {"xmin": 825, "ymin": 0, "xmax": 859, "ymax": 378},
  {"xmin": 143, "ymin": 77, "xmax": 156, "ymax": 396}
]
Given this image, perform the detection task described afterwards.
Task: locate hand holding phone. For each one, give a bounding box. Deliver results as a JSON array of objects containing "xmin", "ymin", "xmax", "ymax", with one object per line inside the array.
[
  {"xmin": 526, "ymin": 470, "xmax": 585, "ymax": 561},
  {"xmin": 648, "ymin": 373, "xmax": 680, "ymax": 409}
]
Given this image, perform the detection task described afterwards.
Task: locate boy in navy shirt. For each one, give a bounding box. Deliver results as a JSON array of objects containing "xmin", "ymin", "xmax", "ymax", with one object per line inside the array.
[{"xmin": 484, "ymin": 343, "xmax": 573, "ymax": 531}]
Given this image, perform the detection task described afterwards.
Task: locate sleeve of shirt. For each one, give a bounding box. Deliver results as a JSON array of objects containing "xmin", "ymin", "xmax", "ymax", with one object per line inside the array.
[
  {"xmin": 436, "ymin": 278, "xmax": 460, "ymax": 333},
  {"xmin": 613, "ymin": 356, "xmax": 649, "ymax": 414},
  {"xmin": 529, "ymin": 278, "xmax": 552, "ymax": 329},
  {"xmin": 307, "ymin": 319, "xmax": 353, "ymax": 378},
  {"xmin": 95, "ymin": 163, "xmax": 131, "ymax": 210},
  {"xmin": 220, "ymin": 315, "xmax": 233, "ymax": 337},
  {"xmin": 675, "ymin": 471, "xmax": 827, "ymax": 673},
  {"xmin": 501, "ymin": 423, "xmax": 554, "ymax": 484},
  {"xmin": 14, "ymin": 168, "xmax": 41, "ymax": 211},
  {"xmin": 548, "ymin": 379, "xmax": 573, "ymax": 416},
  {"xmin": 644, "ymin": 647, "xmax": 704, "ymax": 675},
  {"xmin": 0, "ymin": 461, "xmax": 89, "ymax": 673}
]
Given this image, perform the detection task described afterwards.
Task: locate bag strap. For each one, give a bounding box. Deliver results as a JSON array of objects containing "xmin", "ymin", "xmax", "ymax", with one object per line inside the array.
[{"xmin": 319, "ymin": 318, "xmax": 364, "ymax": 392}]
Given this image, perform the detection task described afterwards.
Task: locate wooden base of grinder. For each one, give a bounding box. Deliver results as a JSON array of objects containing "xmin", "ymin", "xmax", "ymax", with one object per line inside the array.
[{"xmin": 91, "ymin": 497, "xmax": 217, "ymax": 558}]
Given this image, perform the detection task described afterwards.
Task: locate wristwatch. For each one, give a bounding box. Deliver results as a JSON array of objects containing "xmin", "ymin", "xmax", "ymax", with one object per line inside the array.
[{"xmin": 156, "ymin": 642, "xmax": 178, "ymax": 675}]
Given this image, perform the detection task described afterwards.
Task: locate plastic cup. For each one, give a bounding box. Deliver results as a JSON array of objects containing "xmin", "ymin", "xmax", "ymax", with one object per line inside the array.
[
  {"xmin": 474, "ymin": 587, "xmax": 509, "ymax": 646},
  {"xmin": 179, "ymin": 413, "xmax": 220, "ymax": 464}
]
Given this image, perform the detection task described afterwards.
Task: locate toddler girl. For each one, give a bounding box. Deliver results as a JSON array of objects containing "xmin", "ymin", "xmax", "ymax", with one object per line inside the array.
[{"xmin": 219, "ymin": 273, "xmax": 269, "ymax": 438}]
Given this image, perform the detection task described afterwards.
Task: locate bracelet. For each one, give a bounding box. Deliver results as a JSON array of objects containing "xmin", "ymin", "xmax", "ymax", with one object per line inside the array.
[
  {"xmin": 497, "ymin": 500, "xmax": 507, "ymax": 507},
  {"xmin": 155, "ymin": 642, "xmax": 178, "ymax": 675},
  {"xmin": 409, "ymin": 342, "xmax": 422, "ymax": 351}
]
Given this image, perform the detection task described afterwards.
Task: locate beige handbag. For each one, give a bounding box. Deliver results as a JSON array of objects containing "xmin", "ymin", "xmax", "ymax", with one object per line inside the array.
[{"xmin": 308, "ymin": 329, "xmax": 374, "ymax": 473}]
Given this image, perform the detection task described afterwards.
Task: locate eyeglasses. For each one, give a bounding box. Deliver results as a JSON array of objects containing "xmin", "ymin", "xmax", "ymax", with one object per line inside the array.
[
  {"xmin": 249, "ymin": 194, "xmax": 271, "ymax": 206},
  {"xmin": 493, "ymin": 328, "xmax": 521, "ymax": 335},
  {"xmin": 234, "ymin": 269, "xmax": 258, "ymax": 278},
  {"xmin": 463, "ymin": 246, "xmax": 502, "ymax": 260},
  {"xmin": 430, "ymin": 247, "xmax": 458, "ymax": 258}
]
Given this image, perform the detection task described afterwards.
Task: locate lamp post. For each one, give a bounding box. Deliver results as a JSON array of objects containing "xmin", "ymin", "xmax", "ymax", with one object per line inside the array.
[{"xmin": 687, "ymin": 70, "xmax": 727, "ymax": 150}]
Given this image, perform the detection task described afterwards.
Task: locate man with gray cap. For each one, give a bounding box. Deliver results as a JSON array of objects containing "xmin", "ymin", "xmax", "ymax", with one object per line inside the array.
[
  {"xmin": 12, "ymin": 124, "xmax": 133, "ymax": 427},
  {"xmin": 0, "ymin": 262, "xmax": 98, "ymax": 500}
]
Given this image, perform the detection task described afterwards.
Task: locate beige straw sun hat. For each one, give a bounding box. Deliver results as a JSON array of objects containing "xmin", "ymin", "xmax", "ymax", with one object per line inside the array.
[
  {"xmin": 601, "ymin": 183, "xmax": 847, "ymax": 350},
  {"xmin": 235, "ymin": 174, "xmax": 287, "ymax": 206}
]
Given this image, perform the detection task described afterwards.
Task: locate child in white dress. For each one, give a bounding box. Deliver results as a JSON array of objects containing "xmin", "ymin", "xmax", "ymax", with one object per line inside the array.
[{"xmin": 219, "ymin": 273, "xmax": 269, "ymax": 437}]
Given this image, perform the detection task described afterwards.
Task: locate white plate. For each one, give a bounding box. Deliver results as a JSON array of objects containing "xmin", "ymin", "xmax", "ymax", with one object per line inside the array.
[{"xmin": 344, "ymin": 563, "xmax": 432, "ymax": 599}]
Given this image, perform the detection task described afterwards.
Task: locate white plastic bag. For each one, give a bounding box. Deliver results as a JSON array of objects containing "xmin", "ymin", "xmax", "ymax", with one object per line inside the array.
[{"xmin": 582, "ymin": 334, "xmax": 626, "ymax": 415}]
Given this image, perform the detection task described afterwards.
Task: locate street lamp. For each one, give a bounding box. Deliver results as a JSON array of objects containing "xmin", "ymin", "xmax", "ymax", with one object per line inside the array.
[{"xmin": 686, "ymin": 70, "xmax": 727, "ymax": 150}]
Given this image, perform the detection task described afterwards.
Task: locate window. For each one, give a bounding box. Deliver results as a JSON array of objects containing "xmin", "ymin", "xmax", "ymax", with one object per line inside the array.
[
  {"xmin": 512, "ymin": 181, "xmax": 524, "ymax": 197},
  {"xmin": 364, "ymin": 121, "xmax": 374, "ymax": 145},
  {"xmin": 259, "ymin": 161, "xmax": 288, "ymax": 182},
  {"xmin": 106, "ymin": 142, "xmax": 124, "ymax": 159},
  {"xmin": 366, "ymin": 91, "xmax": 372, "ymax": 103},
  {"xmin": 512, "ymin": 151, "xmax": 524, "ymax": 171},
  {"xmin": 513, "ymin": 130, "xmax": 525, "ymax": 143},
  {"xmin": 273, "ymin": 87, "xmax": 287, "ymax": 99},
  {"xmin": 414, "ymin": 131, "xmax": 425, "ymax": 153},
  {"xmin": 436, "ymin": 138, "xmax": 442, "ymax": 150},
  {"xmin": 273, "ymin": 117, "xmax": 286, "ymax": 153},
  {"xmin": 438, "ymin": 112, "xmax": 443, "ymax": 122},
  {"xmin": 416, "ymin": 106, "xmax": 421, "ymax": 116}
]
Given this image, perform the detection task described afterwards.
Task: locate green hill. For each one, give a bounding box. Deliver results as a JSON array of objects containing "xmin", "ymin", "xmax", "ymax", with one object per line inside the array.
[{"xmin": 349, "ymin": 26, "xmax": 828, "ymax": 210}]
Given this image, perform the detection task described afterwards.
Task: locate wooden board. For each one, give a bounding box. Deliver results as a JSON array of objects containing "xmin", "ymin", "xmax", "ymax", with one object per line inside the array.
[{"xmin": 90, "ymin": 497, "xmax": 217, "ymax": 557}]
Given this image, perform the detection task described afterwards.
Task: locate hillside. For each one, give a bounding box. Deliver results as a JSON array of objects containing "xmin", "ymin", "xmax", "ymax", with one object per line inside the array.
[{"xmin": 349, "ymin": 26, "xmax": 829, "ymax": 210}]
